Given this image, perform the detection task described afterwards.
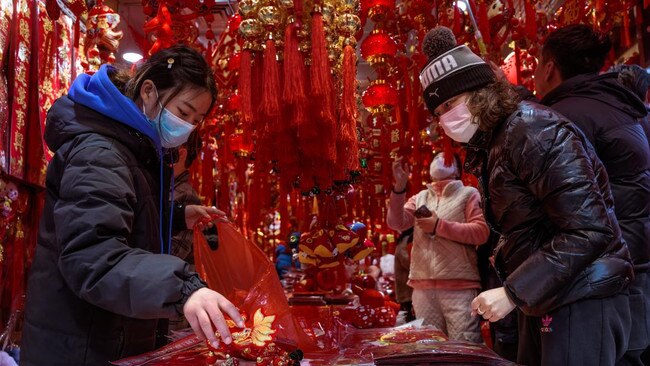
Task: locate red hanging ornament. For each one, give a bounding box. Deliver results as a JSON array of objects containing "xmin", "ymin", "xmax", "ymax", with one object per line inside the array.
[
  {"xmin": 477, "ymin": 1, "xmax": 492, "ymax": 45},
  {"xmin": 360, "ymin": 29, "xmax": 398, "ymax": 69},
  {"xmin": 238, "ymin": 49, "xmax": 253, "ymax": 128},
  {"xmin": 362, "ymin": 79, "xmax": 398, "ymax": 115},
  {"xmin": 337, "ymin": 45, "xmax": 360, "ymax": 176},
  {"xmin": 360, "ymin": 0, "xmax": 395, "ymax": 24},
  {"xmin": 259, "ymin": 39, "xmax": 281, "ymax": 122},
  {"xmin": 143, "ymin": 3, "xmax": 174, "ymax": 55},
  {"xmin": 282, "ymin": 18, "xmax": 305, "ymax": 106},
  {"xmin": 524, "ymin": 0, "xmax": 537, "ymax": 42}
]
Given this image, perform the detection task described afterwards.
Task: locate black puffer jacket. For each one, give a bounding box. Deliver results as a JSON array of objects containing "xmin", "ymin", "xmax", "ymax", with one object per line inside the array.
[
  {"xmin": 21, "ymin": 96, "xmax": 206, "ymax": 365},
  {"xmin": 465, "ymin": 101, "xmax": 634, "ymax": 316},
  {"xmin": 541, "ymin": 73, "xmax": 650, "ymax": 273}
]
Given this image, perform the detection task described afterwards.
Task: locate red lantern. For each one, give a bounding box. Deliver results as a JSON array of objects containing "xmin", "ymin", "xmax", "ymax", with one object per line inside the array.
[
  {"xmin": 229, "ymin": 131, "xmax": 253, "ymax": 158},
  {"xmin": 360, "ymin": 29, "xmax": 398, "ymax": 68},
  {"xmin": 226, "ymin": 92, "xmax": 241, "ymax": 112},
  {"xmin": 362, "ymin": 79, "xmax": 398, "ymax": 114},
  {"xmin": 360, "ymin": 0, "xmax": 396, "ymax": 23}
]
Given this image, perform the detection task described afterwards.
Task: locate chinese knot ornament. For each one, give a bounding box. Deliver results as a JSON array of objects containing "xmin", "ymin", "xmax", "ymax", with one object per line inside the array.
[{"xmin": 83, "ymin": 0, "xmax": 123, "ymax": 72}]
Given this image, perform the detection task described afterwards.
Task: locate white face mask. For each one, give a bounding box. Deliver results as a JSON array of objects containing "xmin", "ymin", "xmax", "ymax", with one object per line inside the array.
[
  {"xmin": 438, "ymin": 101, "xmax": 479, "ymax": 143},
  {"xmin": 429, "ymin": 155, "xmax": 458, "ymax": 181}
]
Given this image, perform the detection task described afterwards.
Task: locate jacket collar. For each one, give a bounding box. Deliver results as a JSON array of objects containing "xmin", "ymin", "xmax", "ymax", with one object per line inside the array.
[{"xmin": 540, "ymin": 72, "xmax": 598, "ymax": 106}]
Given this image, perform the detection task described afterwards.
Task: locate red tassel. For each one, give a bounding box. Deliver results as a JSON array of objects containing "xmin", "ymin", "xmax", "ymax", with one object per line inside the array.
[
  {"xmin": 283, "ymin": 22, "xmax": 306, "ymax": 106},
  {"xmin": 205, "ymin": 41, "xmax": 214, "ymax": 68},
  {"xmin": 453, "ymin": 3, "xmax": 462, "ymax": 35},
  {"xmin": 310, "ymin": 12, "xmax": 336, "ymax": 125},
  {"xmin": 477, "ymin": 2, "xmax": 491, "ymax": 45},
  {"xmin": 442, "ymin": 134, "xmax": 454, "ymax": 167},
  {"xmin": 260, "ymin": 39, "xmax": 281, "ymax": 120},
  {"xmin": 252, "ymin": 53, "xmax": 264, "ymax": 120},
  {"xmin": 337, "ymin": 45, "xmax": 360, "ymax": 176},
  {"xmin": 310, "ymin": 13, "xmax": 329, "ymax": 96},
  {"xmin": 524, "ymin": 1, "xmax": 537, "ymax": 41},
  {"xmin": 239, "ymin": 49, "xmax": 253, "ymax": 128}
]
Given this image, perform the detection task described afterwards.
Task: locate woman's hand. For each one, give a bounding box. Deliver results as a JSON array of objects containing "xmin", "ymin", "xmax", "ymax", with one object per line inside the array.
[
  {"xmin": 392, "ymin": 157, "xmax": 410, "ymax": 192},
  {"xmin": 415, "ymin": 215, "xmax": 439, "ymax": 233},
  {"xmin": 183, "ymin": 288, "xmax": 244, "ymax": 348},
  {"xmin": 471, "ymin": 287, "xmax": 517, "ymax": 322},
  {"xmin": 185, "ymin": 205, "xmax": 228, "ymax": 230}
]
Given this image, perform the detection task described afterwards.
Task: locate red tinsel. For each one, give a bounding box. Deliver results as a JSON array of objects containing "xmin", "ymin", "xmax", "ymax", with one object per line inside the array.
[
  {"xmin": 238, "ymin": 49, "xmax": 253, "ymax": 128},
  {"xmin": 477, "ymin": 1, "xmax": 492, "ymax": 45}
]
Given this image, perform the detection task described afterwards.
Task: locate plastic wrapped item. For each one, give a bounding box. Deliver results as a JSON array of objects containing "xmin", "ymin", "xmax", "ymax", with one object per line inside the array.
[{"xmin": 193, "ymin": 222, "xmax": 317, "ymax": 352}]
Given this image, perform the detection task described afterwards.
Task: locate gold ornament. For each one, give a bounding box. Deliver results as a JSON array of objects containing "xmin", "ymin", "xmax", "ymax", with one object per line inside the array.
[
  {"xmin": 320, "ymin": 4, "xmax": 335, "ymax": 24},
  {"xmin": 278, "ymin": 0, "xmax": 294, "ymax": 9},
  {"xmin": 335, "ymin": 13, "xmax": 360, "ymax": 36},
  {"xmin": 337, "ymin": 0, "xmax": 360, "ymax": 12},
  {"xmin": 238, "ymin": 0, "xmax": 259, "ymax": 18},
  {"xmin": 258, "ymin": 6, "xmax": 282, "ymax": 28},
  {"xmin": 239, "ymin": 18, "xmax": 263, "ymax": 39}
]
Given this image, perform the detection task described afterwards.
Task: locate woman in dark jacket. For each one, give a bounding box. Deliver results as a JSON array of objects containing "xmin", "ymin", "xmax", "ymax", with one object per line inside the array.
[
  {"xmin": 419, "ymin": 27, "xmax": 633, "ymax": 365},
  {"xmin": 21, "ymin": 46, "xmax": 243, "ymax": 365}
]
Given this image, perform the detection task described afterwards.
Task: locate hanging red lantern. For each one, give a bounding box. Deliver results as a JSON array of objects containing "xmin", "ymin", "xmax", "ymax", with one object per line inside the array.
[
  {"xmin": 360, "ymin": 0, "xmax": 396, "ymax": 23},
  {"xmin": 226, "ymin": 91, "xmax": 241, "ymax": 112},
  {"xmin": 229, "ymin": 131, "xmax": 253, "ymax": 158},
  {"xmin": 362, "ymin": 79, "xmax": 398, "ymax": 115},
  {"xmin": 360, "ymin": 29, "xmax": 398, "ymax": 68}
]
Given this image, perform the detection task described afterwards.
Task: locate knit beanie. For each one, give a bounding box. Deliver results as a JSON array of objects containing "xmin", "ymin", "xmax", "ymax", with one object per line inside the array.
[{"xmin": 419, "ymin": 26, "xmax": 496, "ymax": 112}]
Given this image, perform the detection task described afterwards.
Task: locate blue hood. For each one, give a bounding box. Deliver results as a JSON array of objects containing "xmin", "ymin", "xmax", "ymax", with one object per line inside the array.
[{"xmin": 68, "ymin": 64, "xmax": 161, "ymax": 151}]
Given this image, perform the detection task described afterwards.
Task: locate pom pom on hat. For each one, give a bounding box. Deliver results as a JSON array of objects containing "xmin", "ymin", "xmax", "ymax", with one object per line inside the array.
[{"xmin": 423, "ymin": 26, "xmax": 457, "ymax": 61}]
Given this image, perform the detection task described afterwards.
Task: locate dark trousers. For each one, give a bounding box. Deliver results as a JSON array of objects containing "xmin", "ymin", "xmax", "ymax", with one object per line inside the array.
[
  {"xmin": 623, "ymin": 273, "xmax": 650, "ymax": 366},
  {"xmin": 517, "ymin": 293, "xmax": 631, "ymax": 366}
]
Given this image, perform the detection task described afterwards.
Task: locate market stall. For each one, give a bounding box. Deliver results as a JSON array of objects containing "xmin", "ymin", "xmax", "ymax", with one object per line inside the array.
[{"xmin": 0, "ymin": 0, "xmax": 647, "ymax": 364}]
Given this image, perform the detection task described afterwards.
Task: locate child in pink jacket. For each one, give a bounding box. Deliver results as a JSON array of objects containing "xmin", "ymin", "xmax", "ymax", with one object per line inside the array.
[{"xmin": 387, "ymin": 152, "xmax": 489, "ymax": 343}]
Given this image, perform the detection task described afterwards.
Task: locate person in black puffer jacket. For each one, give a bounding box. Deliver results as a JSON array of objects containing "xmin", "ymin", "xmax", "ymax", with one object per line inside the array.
[
  {"xmin": 21, "ymin": 46, "xmax": 243, "ymax": 365},
  {"xmin": 535, "ymin": 25, "xmax": 650, "ymax": 365},
  {"xmin": 419, "ymin": 26, "xmax": 633, "ymax": 366}
]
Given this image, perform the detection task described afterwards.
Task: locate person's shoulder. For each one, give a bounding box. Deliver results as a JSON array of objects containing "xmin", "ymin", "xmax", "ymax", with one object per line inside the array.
[{"xmin": 504, "ymin": 102, "xmax": 565, "ymax": 138}]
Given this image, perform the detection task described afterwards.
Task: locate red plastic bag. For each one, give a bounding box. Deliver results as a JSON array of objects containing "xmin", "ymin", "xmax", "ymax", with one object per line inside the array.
[{"xmin": 193, "ymin": 222, "xmax": 317, "ymax": 352}]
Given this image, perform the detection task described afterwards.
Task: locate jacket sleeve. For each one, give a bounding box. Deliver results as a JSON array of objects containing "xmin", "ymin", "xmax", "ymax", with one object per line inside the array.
[
  {"xmin": 436, "ymin": 190, "xmax": 490, "ymax": 245},
  {"xmin": 502, "ymin": 120, "xmax": 616, "ymax": 309},
  {"xmin": 386, "ymin": 192, "xmax": 416, "ymax": 232},
  {"xmin": 55, "ymin": 145, "xmax": 205, "ymax": 319}
]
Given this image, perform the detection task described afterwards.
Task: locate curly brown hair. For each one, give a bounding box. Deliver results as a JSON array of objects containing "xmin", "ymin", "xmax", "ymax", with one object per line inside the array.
[{"xmin": 466, "ymin": 79, "xmax": 521, "ymax": 131}]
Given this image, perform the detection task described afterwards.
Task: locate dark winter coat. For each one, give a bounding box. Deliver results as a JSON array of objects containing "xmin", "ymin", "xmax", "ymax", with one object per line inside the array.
[
  {"xmin": 541, "ymin": 72, "xmax": 650, "ymax": 274},
  {"xmin": 21, "ymin": 66, "xmax": 206, "ymax": 365},
  {"xmin": 465, "ymin": 101, "xmax": 634, "ymax": 316}
]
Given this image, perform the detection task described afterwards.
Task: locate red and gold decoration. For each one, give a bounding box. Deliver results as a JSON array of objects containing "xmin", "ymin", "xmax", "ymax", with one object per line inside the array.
[{"xmin": 82, "ymin": 0, "xmax": 122, "ymax": 72}]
